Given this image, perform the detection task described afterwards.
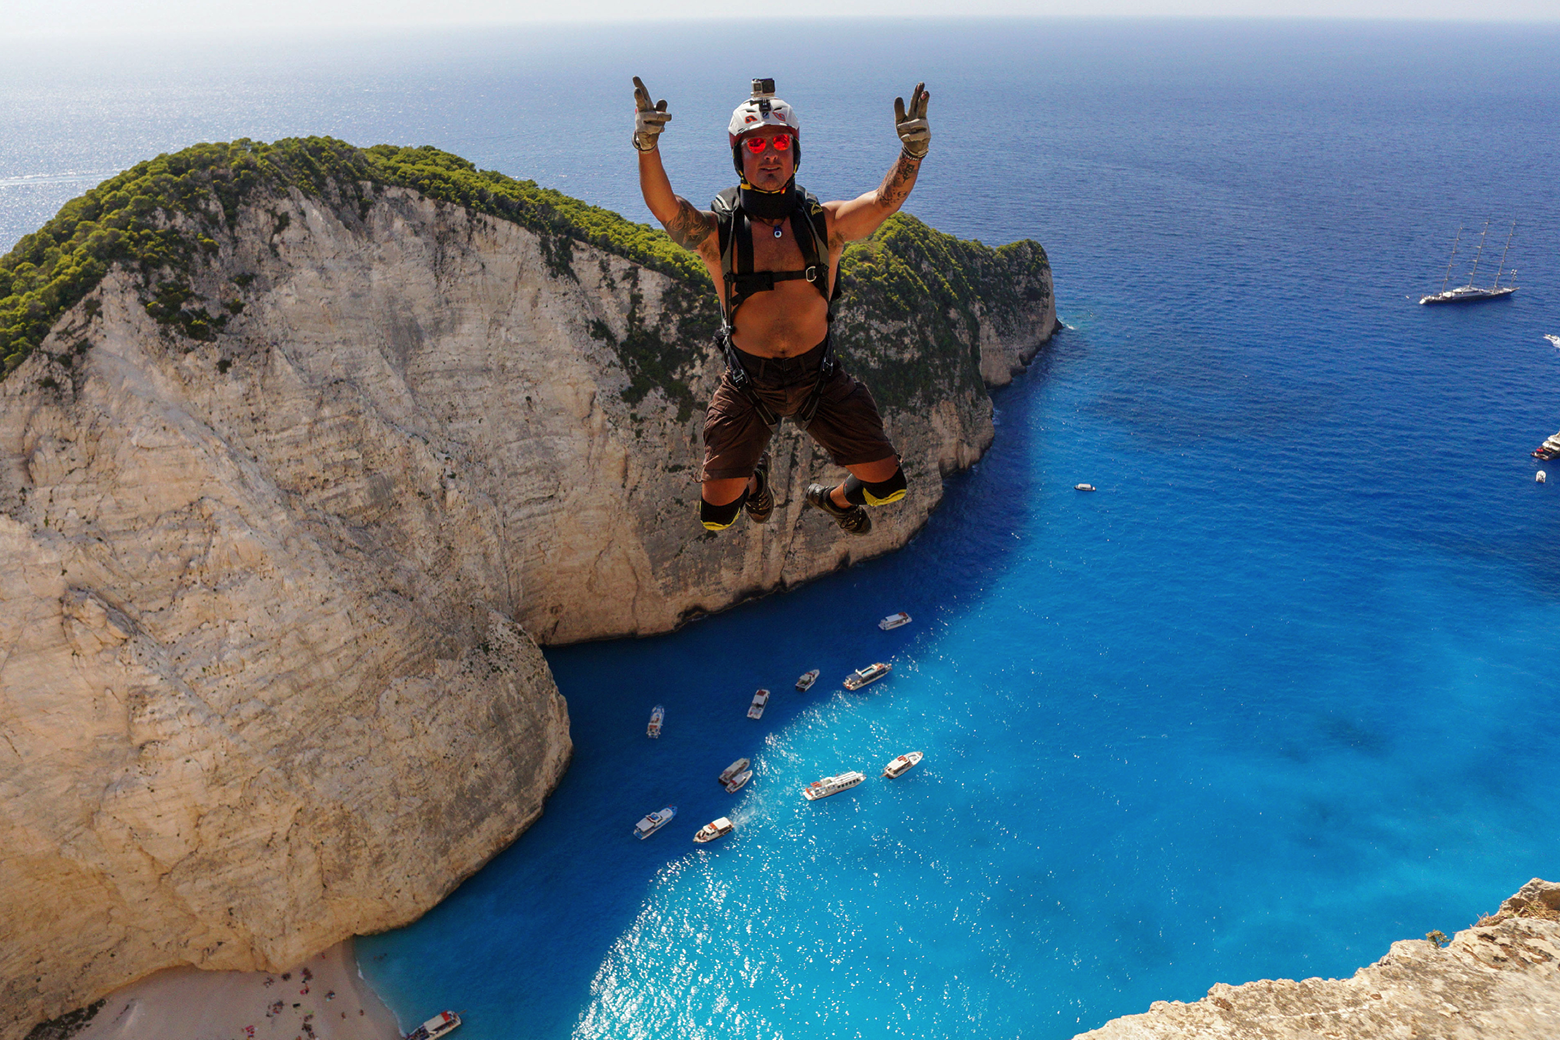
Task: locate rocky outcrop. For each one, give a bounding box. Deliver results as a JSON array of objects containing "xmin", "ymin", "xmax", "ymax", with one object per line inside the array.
[
  {"xmin": 0, "ymin": 140, "xmax": 1054, "ymax": 1038},
  {"xmin": 1075, "ymin": 879, "xmax": 1560, "ymax": 1040}
]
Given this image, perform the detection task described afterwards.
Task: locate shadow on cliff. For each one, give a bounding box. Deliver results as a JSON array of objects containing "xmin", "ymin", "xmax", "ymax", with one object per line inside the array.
[{"xmin": 354, "ymin": 334, "xmax": 1068, "ymax": 1039}]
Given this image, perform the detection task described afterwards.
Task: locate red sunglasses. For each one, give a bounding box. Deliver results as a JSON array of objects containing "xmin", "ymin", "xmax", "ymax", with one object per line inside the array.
[{"xmin": 742, "ymin": 134, "xmax": 793, "ymax": 154}]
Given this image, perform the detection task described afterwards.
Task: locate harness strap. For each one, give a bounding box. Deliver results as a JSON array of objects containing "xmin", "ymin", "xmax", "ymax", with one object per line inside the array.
[{"xmin": 711, "ymin": 185, "xmax": 839, "ymax": 433}]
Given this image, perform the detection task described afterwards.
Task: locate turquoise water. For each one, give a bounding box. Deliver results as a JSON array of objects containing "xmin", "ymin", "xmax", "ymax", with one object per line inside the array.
[{"xmin": 6, "ymin": 18, "xmax": 1560, "ymax": 1039}]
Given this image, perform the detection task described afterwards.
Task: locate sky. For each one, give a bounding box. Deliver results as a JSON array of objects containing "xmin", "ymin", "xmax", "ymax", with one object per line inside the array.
[{"xmin": 9, "ymin": 0, "xmax": 1559, "ymax": 35}]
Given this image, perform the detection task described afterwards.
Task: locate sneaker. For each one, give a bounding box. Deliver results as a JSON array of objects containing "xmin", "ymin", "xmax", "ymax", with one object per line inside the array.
[
  {"xmin": 746, "ymin": 453, "xmax": 774, "ymax": 525},
  {"xmin": 805, "ymin": 483, "xmax": 871, "ymax": 535}
]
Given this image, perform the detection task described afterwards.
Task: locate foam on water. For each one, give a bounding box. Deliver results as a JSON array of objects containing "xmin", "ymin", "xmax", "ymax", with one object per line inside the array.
[{"xmin": 7, "ymin": 18, "xmax": 1560, "ymax": 1040}]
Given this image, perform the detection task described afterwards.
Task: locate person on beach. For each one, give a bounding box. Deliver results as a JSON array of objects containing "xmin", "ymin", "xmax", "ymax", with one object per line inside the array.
[{"xmin": 632, "ymin": 75, "xmax": 930, "ymax": 535}]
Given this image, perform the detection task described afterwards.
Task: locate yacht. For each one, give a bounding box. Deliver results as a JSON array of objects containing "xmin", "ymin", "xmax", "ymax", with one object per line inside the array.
[
  {"xmin": 633, "ymin": 806, "xmax": 676, "ymax": 839},
  {"xmin": 1533, "ymin": 431, "xmax": 1560, "ymax": 461},
  {"xmin": 1420, "ymin": 220, "xmax": 1518, "ymax": 305},
  {"xmin": 795, "ymin": 668, "xmax": 820, "ymax": 692},
  {"xmin": 646, "ymin": 705, "xmax": 664, "ymax": 739},
  {"xmin": 405, "ymin": 1011, "xmax": 461, "ymax": 1040},
  {"xmin": 747, "ymin": 688, "xmax": 771, "ymax": 719},
  {"xmin": 1075, "ymin": 483, "xmax": 1096, "ymax": 492},
  {"xmin": 1546, "ymin": 334, "xmax": 1560, "ymax": 350},
  {"xmin": 802, "ymin": 771, "xmax": 866, "ymax": 800},
  {"xmin": 879, "ymin": 612, "xmax": 911, "ymax": 630},
  {"xmin": 882, "ymin": 751, "xmax": 924, "ymax": 778},
  {"xmin": 694, "ymin": 817, "xmax": 734, "ymax": 843},
  {"xmin": 843, "ymin": 662, "xmax": 891, "ymax": 691}
]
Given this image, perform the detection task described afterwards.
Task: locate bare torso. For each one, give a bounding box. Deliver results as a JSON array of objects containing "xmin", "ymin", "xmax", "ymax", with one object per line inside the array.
[{"xmin": 696, "ymin": 212, "xmax": 844, "ymax": 358}]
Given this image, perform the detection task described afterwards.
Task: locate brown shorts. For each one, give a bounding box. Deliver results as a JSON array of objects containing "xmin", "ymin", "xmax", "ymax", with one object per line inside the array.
[{"xmin": 702, "ymin": 337, "xmax": 898, "ymax": 482}]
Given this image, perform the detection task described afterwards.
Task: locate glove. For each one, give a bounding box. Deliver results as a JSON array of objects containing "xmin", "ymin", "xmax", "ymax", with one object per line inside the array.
[
  {"xmin": 632, "ymin": 75, "xmax": 671, "ymax": 152},
  {"xmin": 893, "ymin": 82, "xmax": 931, "ymax": 159}
]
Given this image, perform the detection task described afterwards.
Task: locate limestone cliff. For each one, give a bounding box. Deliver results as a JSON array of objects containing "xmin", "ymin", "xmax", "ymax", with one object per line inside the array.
[
  {"xmin": 0, "ymin": 138, "xmax": 1054, "ymax": 1037},
  {"xmin": 1075, "ymin": 879, "xmax": 1560, "ymax": 1040}
]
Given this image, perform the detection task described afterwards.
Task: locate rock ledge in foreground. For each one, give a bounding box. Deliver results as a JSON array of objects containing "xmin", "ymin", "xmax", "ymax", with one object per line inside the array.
[{"xmin": 1075, "ymin": 878, "xmax": 1560, "ymax": 1040}]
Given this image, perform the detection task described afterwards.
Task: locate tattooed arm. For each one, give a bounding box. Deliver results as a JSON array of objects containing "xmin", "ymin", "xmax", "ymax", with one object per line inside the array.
[
  {"xmin": 637, "ymin": 146, "xmax": 719, "ymax": 258},
  {"xmin": 827, "ymin": 83, "xmax": 930, "ymax": 246},
  {"xmin": 827, "ymin": 150, "xmax": 924, "ymax": 246}
]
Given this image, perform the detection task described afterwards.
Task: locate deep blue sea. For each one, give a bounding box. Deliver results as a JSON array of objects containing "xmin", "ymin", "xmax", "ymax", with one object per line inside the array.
[{"xmin": 7, "ymin": 18, "xmax": 1560, "ymax": 1039}]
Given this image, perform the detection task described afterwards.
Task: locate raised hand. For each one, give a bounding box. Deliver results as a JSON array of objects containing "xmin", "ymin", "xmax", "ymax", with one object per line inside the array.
[
  {"xmin": 632, "ymin": 75, "xmax": 671, "ymax": 152},
  {"xmin": 893, "ymin": 82, "xmax": 931, "ymax": 159}
]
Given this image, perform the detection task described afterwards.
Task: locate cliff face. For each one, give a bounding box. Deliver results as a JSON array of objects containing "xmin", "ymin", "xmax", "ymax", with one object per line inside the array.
[
  {"xmin": 1075, "ymin": 879, "xmax": 1560, "ymax": 1040},
  {"xmin": 0, "ymin": 139, "xmax": 1054, "ymax": 1038}
]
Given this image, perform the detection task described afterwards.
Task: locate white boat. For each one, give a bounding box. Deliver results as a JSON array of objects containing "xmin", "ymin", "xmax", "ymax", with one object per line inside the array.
[
  {"xmin": 724, "ymin": 768, "xmax": 753, "ymax": 792},
  {"xmin": 1419, "ymin": 220, "xmax": 1519, "ymax": 305},
  {"xmin": 802, "ymin": 771, "xmax": 866, "ymax": 800},
  {"xmin": 747, "ymin": 688, "xmax": 771, "ymax": 719},
  {"xmin": 795, "ymin": 668, "xmax": 820, "ymax": 692},
  {"xmin": 405, "ymin": 1011, "xmax": 461, "ymax": 1040},
  {"xmin": 718, "ymin": 758, "xmax": 751, "ymax": 786},
  {"xmin": 1546, "ymin": 334, "xmax": 1560, "ymax": 349},
  {"xmin": 693, "ymin": 817, "xmax": 734, "ymax": 843},
  {"xmin": 1075, "ymin": 483, "xmax": 1095, "ymax": 492},
  {"xmin": 882, "ymin": 751, "xmax": 924, "ymax": 778},
  {"xmin": 632, "ymin": 806, "xmax": 676, "ymax": 839},
  {"xmin": 646, "ymin": 705, "xmax": 664, "ymax": 739},
  {"xmin": 843, "ymin": 662, "xmax": 891, "ymax": 691},
  {"xmin": 878, "ymin": 612, "xmax": 911, "ymax": 631}
]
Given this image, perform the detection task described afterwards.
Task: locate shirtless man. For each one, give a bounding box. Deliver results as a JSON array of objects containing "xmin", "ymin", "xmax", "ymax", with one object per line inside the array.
[{"xmin": 632, "ymin": 75, "xmax": 930, "ymax": 535}]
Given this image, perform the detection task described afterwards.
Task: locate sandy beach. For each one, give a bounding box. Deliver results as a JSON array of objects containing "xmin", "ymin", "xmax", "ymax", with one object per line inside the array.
[{"xmin": 69, "ymin": 941, "xmax": 403, "ymax": 1040}]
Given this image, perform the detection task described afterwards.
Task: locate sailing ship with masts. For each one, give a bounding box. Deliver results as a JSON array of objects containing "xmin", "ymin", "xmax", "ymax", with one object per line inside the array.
[{"xmin": 1420, "ymin": 220, "xmax": 1518, "ymax": 305}]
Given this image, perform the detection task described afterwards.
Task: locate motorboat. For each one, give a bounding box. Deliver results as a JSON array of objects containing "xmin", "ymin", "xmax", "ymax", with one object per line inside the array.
[
  {"xmin": 633, "ymin": 806, "xmax": 676, "ymax": 839},
  {"xmin": 693, "ymin": 817, "xmax": 734, "ymax": 843},
  {"xmin": 802, "ymin": 771, "xmax": 866, "ymax": 801},
  {"xmin": 878, "ymin": 612, "xmax": 911, "ymax": 630},
  {"xmin": 843, "ymin": 662, "xmax": 891, "ymax": 691},
  {"xmin": 405, "ymin": 1011, "xmax": 461, "ymax": 1040},
  {"xmin": 646, "ymin": 705, "xmax": 664, "ymax": 739},
  {"xmin": 882, "ymin": 751, "xmax": 924, "ymax": 778},
  {"xmin": 723, "ymin": 768, "xmax": 753, "ymax": 793},
  {"xmin": 747, "ymin": 688, "xmax": 771, "ymax": 719},
  {"xmin": 718, "ymin": 758, "xmax": 750, "ymax": 786},
  {"xmin": 1075, "ymin": 483, "xmax": 1095, "ymax": 492},
  {"xmin": 795, "ymin": 668, "xmax": 820, "ymax": 692},
  {"xmin": 1532, "ymin": 430, "xmax": 1560, "ymax": 460},
  {"xmin": 1546, "ymin": 334, "xmax": 1560, "ymax": 349}
]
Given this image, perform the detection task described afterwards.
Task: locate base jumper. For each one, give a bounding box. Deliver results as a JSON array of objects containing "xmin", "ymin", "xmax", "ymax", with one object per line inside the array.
[{"xmin": 632, "ymin": 75, "xmax": 931, "ymax": 535}]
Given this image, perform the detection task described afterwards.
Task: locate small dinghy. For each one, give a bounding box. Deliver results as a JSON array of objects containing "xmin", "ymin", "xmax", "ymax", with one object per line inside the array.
[
  {"xmin": 1075, "ymin": 483, "xmax": 1096, "ymax": 492},
  {"xmin": 882, "ymin": 751, "xmax": 924, "ymax": 778},
  {"xmin": 633, "ymin": 806, "xmax": 676, "ymax": 839},
  {"xmin": 879, "ymin": 611, "xmax": 911, "ymax": 631},
  {"xmin": 693, "ymin": 817, "xmax": 734, "ymax": 843},
  {"xmin": 646, "ymin": 705, "xmax": 664, "ymax": 739},
  {"xmin": 795, "ymin": 668, "xmax": 820, "ymax": 692},
  {"xmin": 747, "ymin": 688, "xmax": 771, "ymax": 719}
]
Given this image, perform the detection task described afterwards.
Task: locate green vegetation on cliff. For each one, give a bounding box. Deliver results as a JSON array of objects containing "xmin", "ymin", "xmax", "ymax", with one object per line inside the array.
[
  {"xmin": 0, "ymin": 136, "xmax": 1048, "ymax": 407},
  {"xmin": 836, "ymin": 214, "xmax": 1051, "ymax": 409},
  {"xmin": 0, "ymin": 137, "xmax": 703, "ymax": 377}
]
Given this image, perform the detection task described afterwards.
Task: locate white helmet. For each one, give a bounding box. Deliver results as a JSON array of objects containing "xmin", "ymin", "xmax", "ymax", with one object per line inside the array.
[
  {"xmin": 729, "ymin": 79, "xmax": 801, "ymax": 178},
  {"xmin": 727, "ymin": 78, "xmax": 800, "ymax": 144}
]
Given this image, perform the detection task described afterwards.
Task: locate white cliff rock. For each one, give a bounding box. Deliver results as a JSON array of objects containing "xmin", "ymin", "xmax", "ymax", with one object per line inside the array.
[
  {"xmin": 0, "ymin": 148, "xmax": 1053, "ymax": 1039},
  {"xmin": 1074, "ymin": 879, "xmax": 1560, "ymax": 1040}
]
